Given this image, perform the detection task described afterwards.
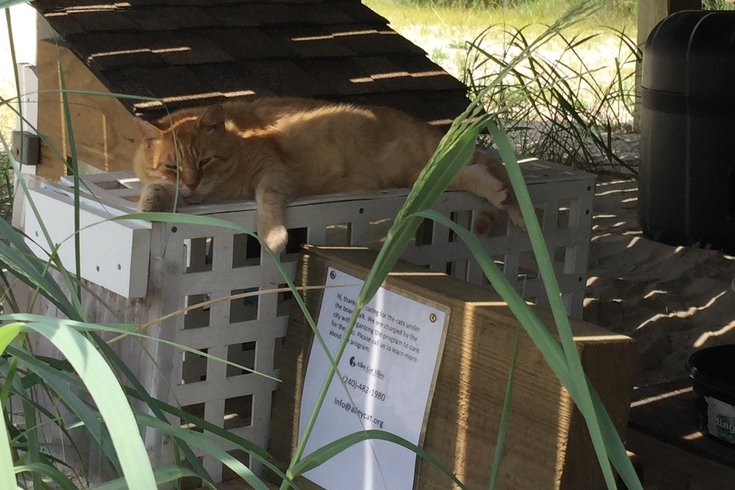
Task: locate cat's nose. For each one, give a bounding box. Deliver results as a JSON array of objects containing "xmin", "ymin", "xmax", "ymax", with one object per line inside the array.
[{"xmin": 183, "ymin": 180, "xmax": 199, "ymax": 191}]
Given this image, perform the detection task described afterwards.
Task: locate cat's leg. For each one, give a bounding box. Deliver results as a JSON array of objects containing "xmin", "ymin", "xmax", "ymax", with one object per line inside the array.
[
  {"xmin": 254, "ymin": 171, "xmax": 296, "ymax": 255},
  {"xmin": 449, "ymin": 164, "xmax": 524, "ymax": 231},
  {"xmin": 449, "ymin": 164, "xmax": 507, "ymax": 208},
  {"xmin": 139, "ymin": 182, "xmax": 178, "ymax": 212}
]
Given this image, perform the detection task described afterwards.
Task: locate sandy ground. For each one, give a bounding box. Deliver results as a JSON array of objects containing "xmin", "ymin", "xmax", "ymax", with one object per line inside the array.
[{"xmin": 583, "ymin": 175, "xmax": 735, "ymax": 388}]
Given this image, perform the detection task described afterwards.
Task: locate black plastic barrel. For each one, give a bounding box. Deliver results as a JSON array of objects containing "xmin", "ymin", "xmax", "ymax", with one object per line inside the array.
[{"xmin": 639, "ymin": 11, "xmax": 735, "ymax": 252}]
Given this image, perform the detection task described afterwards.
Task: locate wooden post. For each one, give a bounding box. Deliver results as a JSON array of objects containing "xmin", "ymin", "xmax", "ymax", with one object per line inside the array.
[{"xmin": 638, "ymin": 0, "xmax": 702, "ymax": 47}]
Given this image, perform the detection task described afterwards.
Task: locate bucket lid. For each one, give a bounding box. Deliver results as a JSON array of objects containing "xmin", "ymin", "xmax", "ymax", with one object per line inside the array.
[
  {"xmin": 643, "ymin": 11, "xmax": 735, "ymax": 98},
  {"xmin": 688, "ymin": 345, "xmax": 735, "ymax": 397}
]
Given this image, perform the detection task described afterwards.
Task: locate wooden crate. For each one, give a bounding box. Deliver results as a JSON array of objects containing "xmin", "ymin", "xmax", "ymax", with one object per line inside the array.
[
  {"xmin": 270, "ymin": 246, "xmax": 637, "ymax": 490},
  {"xmin": 14, "ymin": 160, "xmax": 594, "ymax": 482}
]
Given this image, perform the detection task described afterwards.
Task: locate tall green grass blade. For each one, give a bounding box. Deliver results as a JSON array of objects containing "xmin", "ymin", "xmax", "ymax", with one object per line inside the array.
[
  {"xmin": 0, "ymin": 399, "xmax": 20, "ymax": 490},
  {"xmin": 0, "ymin": 323, "xmax": 21, "ymax": 354},
  {"xmin": 487, "ymin": 120, "xmax": 618, "ymax": 489},
  {"xmin": 3, "ymin": 365, "xmax": 92, "ymax": 480},
  {"xmin": 92, "ymin": 466, "xmax": 209, "ymax": 490},
  {"xmin": 292, "ymin": 430, "xmax": 464, "ymax": 488},
  {"xmin": 8, "ymin": 344, "xmax": 131, "ymax": 475},
  {"xmin": 5, "ymin": 8, "xmax": 22, "ymax": 174},
  {"xmin": 488, "ymin": 332, "xmax": 520, "ymax": 490},
  {"xmin": 10, "ymin": 343, "xmax": 218, "ymax": 484},
  {"xmin": 14, "ymin": 462, "xmax": 78, "ymax": 490},
  {"xmin": 131, "ymin": 396, "xmax": 283, "ymax": 477},
  {"xmin": 1, "ymin": 268, "xmax": 21, "ymax": 313},
  {"xmin": 0, "ymin": 356, "xmax": 18, "ymax": 405},
  {"xmin": 57, "ymin": 62, "xmax": 83, "ymax": 301},
  {"xmin": 1, "ymin": 325, "xmax": 44, "ymax": 490},
  {"xmin": 7, "ymin": 314, "xmax": 278, "ymax": 382},
  {"xmin": 17, "ymin": 320, "xmax": 157, "ymax": 488},
  {"xmin": 0, "ymin": 232, "xmax": 79, "ymax": 319},
  {"xmin": 135, "ymin": 413, "xmax": 270, "ymax": 490},
  {"xmin": 0, "ymin": 166, "xmax": 85, "ymax": 320},
  {"xmin": 88, "ymin": 334, "xmax": 214, "ymax": 484}
]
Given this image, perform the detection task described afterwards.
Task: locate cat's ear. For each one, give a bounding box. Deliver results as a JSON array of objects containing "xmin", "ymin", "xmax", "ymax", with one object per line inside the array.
[
  {"xmin": 135, "ymin": 118, "xmax": 162, "ymax": 148},
  {"xmin": 199, "ymin": 105, "xmax": 225, "ymax": 133}
]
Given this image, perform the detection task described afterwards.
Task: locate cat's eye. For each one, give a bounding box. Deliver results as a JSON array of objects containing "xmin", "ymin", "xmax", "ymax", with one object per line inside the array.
[
  {"xmin": 164, "ymin": 162, "xmax": 178, "ymax": 171},
  {"xmin": 198, "ymin": 157, "xmax": 214, "ymax": 168}
]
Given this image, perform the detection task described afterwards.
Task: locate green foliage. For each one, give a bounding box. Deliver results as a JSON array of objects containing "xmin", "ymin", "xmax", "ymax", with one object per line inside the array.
[
  {"xmin": 464, "ymin": 23, "xmax": 640, "ymax": 175},
  {"xmin": 391, "ymin": 0, "xmax": 635, "ymax": 23}
]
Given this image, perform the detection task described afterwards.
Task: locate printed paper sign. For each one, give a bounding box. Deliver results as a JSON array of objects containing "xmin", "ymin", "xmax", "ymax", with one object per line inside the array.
[{"xmin": 299, "ymin": 267, "xmax": 449, "ymax": 490}]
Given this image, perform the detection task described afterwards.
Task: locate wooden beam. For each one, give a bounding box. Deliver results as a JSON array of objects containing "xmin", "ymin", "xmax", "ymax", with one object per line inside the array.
[
  {"xmin": 637, "ymin": 0, "xmax": 703, "ymax": 48},
  {"xmin": 36, "ymin": 39, "xmax": 140, "ymax": 181}
]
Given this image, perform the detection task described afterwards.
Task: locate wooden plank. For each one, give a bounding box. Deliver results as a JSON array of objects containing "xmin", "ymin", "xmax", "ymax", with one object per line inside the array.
[
  {"xmin": 36, "ymin": 39, "xmax": 140, "ymax": 181},
  {"xmin": 269, "ymin": 246, "xmax": 636, "ymax": 489},
  {"xmin": 21, "ymin": 179, "xmax": 151, "ymax": 298}
]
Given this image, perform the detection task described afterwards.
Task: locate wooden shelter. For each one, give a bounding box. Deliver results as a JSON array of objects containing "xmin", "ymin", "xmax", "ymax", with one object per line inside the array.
[{"xmin": 31, "ymin": 0, "xmax": 470, "ymax": 179}]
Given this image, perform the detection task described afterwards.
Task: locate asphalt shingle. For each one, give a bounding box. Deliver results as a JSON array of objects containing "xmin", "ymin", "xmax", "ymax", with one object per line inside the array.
[{"xmin": 32, "ymin": 0, "xmax": 470, "ymax": 129}]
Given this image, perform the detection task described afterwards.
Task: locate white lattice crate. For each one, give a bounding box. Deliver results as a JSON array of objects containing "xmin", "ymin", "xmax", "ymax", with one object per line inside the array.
[{"xmin": 14, "ymin": 158, "xmax": 594, "ymax": 481}]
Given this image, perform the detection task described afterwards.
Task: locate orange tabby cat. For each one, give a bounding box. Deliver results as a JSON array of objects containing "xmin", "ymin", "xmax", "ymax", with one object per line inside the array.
[{"xmin": 133, "ymin": 97, "xmax": 522, "ymax": 254}]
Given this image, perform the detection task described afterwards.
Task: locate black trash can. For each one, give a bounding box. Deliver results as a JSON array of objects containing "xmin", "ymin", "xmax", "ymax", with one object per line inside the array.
[{"xmin": 639, "ymin": 11, "xmax": 735, "ymax": 252}]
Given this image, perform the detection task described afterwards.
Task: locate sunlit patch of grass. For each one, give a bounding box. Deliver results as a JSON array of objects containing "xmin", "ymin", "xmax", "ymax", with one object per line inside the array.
[{"xmin": 365, "ymin": 0, "xmax": 636, "ymax": 36}]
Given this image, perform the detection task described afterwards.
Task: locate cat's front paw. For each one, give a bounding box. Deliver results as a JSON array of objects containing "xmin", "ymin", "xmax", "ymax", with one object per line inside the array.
[
  {"xmin": 139, "ymin": 183, "xmax": 176, "ymax": 212},
  {"xmin": 263, "ymin": 225, "xmax": 289, "ymax": 255}
]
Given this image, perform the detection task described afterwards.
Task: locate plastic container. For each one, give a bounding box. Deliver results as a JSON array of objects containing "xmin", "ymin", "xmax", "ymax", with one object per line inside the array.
[
  {"xmin": 688, "ymin": 345, "xmax": 735, "ymax": 445},
  {"xmin": 639, "ymin": 11, "xmax": 735, "ymax": 253}
]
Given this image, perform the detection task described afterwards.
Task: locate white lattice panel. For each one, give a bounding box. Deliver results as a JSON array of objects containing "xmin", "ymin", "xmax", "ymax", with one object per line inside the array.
[{"xmin": 17, "ymin": 158, "xmax": 595, "ymax": 482}]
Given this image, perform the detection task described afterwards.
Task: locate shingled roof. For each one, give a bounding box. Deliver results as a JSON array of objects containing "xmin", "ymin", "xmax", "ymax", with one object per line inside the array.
[{"xmin": 31, "ymin": 0, "xmax": 471, "ymax": 128}]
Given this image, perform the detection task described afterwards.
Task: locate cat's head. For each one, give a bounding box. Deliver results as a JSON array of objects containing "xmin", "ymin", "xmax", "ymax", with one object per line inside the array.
[{"xmin": 133, "ymin": 105, "xmax": 235, "ymax": 203}]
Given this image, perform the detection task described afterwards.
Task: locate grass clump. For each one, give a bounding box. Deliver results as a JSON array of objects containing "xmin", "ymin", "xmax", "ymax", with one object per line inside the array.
[
  {"xmin": 366, "ymin": 0, "xmax": 636, "ymax": 33},
  {"xmin": 703, "ymin": 0, "xmax": 735, "ymax": 10},
  {"xmin": 464, "ymin": 24, "xmax": 640, "ymax": 175},
  {"xmin": 366, "ymin": 0, "xmax": 640, "ymax": 174}
]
